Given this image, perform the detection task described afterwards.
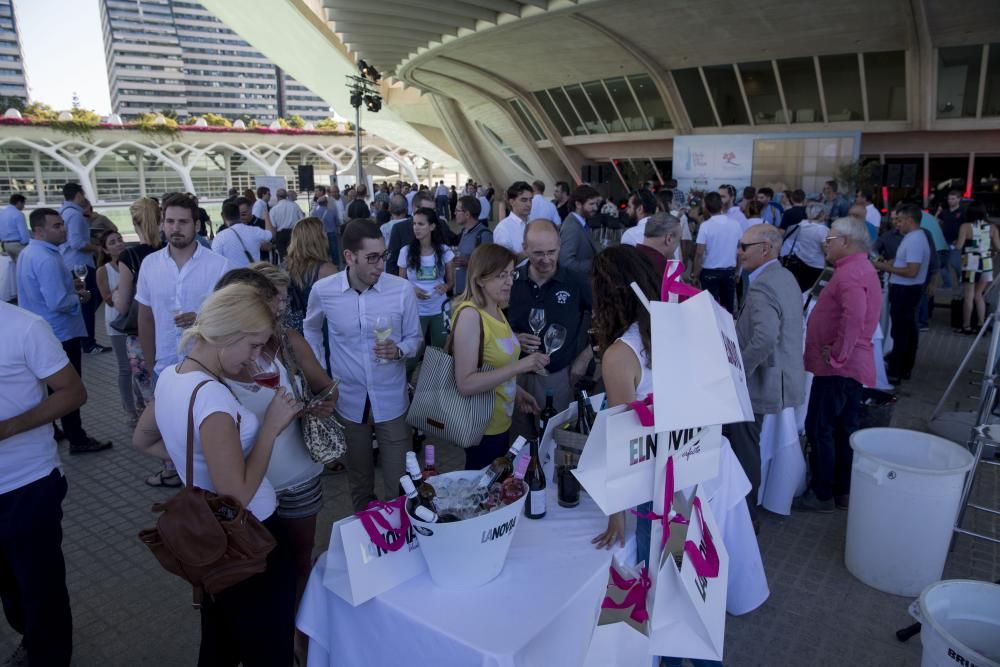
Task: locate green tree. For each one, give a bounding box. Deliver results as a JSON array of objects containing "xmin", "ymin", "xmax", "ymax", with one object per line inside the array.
[
  {"xmin": 159, "ymin": 108, "xmax": 178, "ymax": 120},
  {"xmin": 0, "ymin": 95, "xmax": 25, "ymax": 112},
  {"xmin": 286, "ymin": 114, "xmax": 305, "ymax": 129},
  {"xmin": 69, "ymin": 107, "xmax": 101, "ymax": 125},
  {"xmin": 315, "ymin": 117, "xmax": 338, "ymax": 131},
  {"xmin": 202, "ymin": 112, "xmax": 231, "ymax": 127}
]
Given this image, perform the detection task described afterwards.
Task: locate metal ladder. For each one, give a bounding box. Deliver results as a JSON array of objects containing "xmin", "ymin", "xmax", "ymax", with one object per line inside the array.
[{"xmin": 953, "ymin": 376, "xmax": 1000, "ymax": 546}]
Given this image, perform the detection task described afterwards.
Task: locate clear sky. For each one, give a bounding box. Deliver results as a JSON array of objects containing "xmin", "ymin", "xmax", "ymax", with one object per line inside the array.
[{"xmin": 16, "ymin": 0, "xmax": 113, "ymax": 113}]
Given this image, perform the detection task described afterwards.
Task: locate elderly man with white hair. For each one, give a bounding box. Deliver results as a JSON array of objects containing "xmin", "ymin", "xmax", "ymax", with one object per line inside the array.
[
  {"xmin": 795, "ymin": 217, "xmax": 881, "ymax": 513},
  {"xmin": 726, "ymin": 223, "xmax": 805, "ymax": 527}
]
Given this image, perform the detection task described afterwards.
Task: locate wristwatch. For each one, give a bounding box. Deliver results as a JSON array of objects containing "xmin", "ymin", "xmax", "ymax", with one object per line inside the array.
[{"xmin": 394, "ymin": 347, "xmax": 404, "ymax": 361}]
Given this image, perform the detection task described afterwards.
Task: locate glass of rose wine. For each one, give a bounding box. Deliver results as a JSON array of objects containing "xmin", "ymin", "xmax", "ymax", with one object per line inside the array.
[{"xmin": 250, "ymin": 350, "xmax": 280, "ymax": 389}]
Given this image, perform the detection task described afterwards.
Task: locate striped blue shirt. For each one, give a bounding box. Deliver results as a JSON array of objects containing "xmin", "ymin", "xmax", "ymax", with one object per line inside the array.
[{"xmin": 15, "ymin": 239, "xmax": 86, "ymax": 342}]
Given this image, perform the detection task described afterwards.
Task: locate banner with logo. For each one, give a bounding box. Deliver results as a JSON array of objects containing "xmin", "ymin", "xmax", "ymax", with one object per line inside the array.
[{"xmin": 672, "ymin": 135, "xmax": 754, "ymax": 195}]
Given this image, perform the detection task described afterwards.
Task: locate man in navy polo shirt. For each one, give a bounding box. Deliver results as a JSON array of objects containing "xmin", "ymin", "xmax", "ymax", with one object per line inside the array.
[{"xmin": 506, "ymin": 220, "xmax": 593, "ymax": 437}]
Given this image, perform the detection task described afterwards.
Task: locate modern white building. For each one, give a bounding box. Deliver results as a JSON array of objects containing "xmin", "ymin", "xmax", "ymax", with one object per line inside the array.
[
  {"xmin": 99, "ymin": 0, "xmax": 331, "ymax": 122},
  {"xmin": 0, "ymin": 0, "xmax": 27, "ymax": 105}
]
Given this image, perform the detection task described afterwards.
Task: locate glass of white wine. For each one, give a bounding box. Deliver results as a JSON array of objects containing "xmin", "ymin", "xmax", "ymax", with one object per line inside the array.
[{"xmin": 373, "ymin": 313, "xmax": 393, "ymax": 364}]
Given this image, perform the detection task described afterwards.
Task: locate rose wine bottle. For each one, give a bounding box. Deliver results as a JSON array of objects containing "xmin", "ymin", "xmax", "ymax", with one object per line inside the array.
[
  {"xmin": 524, "ymin": 436, "xmax": 547, "ymax": 519},
  {"xmin": 476, "ymin": 437, "xmax": 527, "ymax": 490},
  {"xmin": 500, "ymin": 454, "xmax": 529, "ymax": 505},
  {"xmin": 422, "ymin": 445, "xmax": 439, "ymax": 479}
]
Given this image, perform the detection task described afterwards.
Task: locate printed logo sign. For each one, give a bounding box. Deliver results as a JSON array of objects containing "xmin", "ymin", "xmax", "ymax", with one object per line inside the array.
[{"xmin": 360, "ymin": 524, "xmax": 419, "ymax": 564}]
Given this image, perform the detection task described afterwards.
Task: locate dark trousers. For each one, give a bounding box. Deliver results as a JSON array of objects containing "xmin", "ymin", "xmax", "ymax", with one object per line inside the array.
[
  {"xmin": 326, "ymin": 231, "xmax": 340, "ymax": 266},
  {"xmin": 435, "ymin": 195, "xmax": 450, "ymax": 221},
  {"xmin": 0, "ymin": 470, "xmax": 72, "ymax": 666},
  {"xmin": 887, "ymin": 283, "xmax": 923, "ymax": 379},
  {"xmin": 57, "ymin": 338, "xmax": 88, "ymax": 446},
  {"xmin": 805, "ymin": 375, "xmax": 862, "ymax": 501},
  {"xmin": 723, "ymin": 413, "xmax": 764, "ymax": 521},
  {"xmin": 81, "ymin": 265, "xmax": 99, "ymax": 348},
  {"xmin": 198, "ymin": 516, "xmax": 295, "ymax": 667},
  {"xmin": 274, "ymin": 229, "xmax": 292, "ymax": 262},
  {"xmin": 464, "ymin": 431, "xmax": 510, "ymax": 470},
  {"xmin": 700, "ymin": 267, "xmax": 736, "ymax": 314}
]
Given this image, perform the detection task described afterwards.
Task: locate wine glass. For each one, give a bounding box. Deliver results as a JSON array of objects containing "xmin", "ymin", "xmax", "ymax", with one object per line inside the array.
[
  {"xmin": 528, "ymin": 308, "xmax": 546, "ymax": 339},
  {"xmin": 72, "ymin": 264, "xmax": 87, "ymax": 289},
  {"xmin": 249, "ymin": 349, "xmax": 280, "ymax": 389},
  {"xmin": 373, "ymin": 314, "xmax": 392, "ymax": 364},
  {"xmin": 543, "ymin": 324, "xmax": 567, "ymax": 356},
  {"xmin": 169, "ymin": 297, "xmax": 184, "ymax": 330}
]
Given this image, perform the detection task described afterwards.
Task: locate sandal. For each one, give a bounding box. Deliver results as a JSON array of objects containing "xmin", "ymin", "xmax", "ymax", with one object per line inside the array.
[{"xmin": 145, "ymin": 469, "xmax": 182, "ymax": 488}]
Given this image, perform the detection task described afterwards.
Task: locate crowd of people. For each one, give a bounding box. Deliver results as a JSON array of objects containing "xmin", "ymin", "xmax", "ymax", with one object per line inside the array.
[{"xmin": 0, "ymin": 170, "xmax": 995, "ymax": 665}]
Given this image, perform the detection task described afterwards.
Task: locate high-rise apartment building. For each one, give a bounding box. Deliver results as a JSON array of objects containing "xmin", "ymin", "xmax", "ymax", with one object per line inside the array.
[
  {"xmin": 99, "ymin": 0, "xmax": 331, "ymax": 122},
  {"xmin": 0, "ymin": 0, "xmax": 28, "ymax": 105}
]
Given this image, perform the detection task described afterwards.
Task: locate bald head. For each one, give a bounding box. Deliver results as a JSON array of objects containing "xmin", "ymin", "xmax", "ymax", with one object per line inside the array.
[
  {"xmin": 738, "ymin": 223, "xmax": 782, "ymax": 272},
  {"xmin": 524, "ymin": 219, "xmax": 560, "ymax": 279}
]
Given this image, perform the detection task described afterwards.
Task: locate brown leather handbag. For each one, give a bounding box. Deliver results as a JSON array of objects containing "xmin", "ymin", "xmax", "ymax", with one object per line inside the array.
[{"xmin": 138, "ymin": 380, "xmax": 277, "ymax": 607}]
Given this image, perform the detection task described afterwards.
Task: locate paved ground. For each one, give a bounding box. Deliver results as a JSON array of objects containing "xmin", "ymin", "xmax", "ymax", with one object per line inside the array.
[{"xmin": 1, "ymin": 305, "xmax": 997, "ymax": 666}]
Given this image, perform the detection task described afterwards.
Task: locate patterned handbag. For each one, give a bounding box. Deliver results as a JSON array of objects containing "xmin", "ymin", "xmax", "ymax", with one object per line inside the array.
[
  {"xmin": 280, "ymin": 332, "xmax": 347, "ymax": 464},
  {"xmin": 406, "ymin": 305, "xmax": 494, "ymax": 449}
]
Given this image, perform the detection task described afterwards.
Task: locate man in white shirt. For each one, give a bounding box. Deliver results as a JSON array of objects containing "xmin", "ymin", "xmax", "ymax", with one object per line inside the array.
[
  {"xmin": 873, "ymin": 203, "xmax": 931, "ymax": 384},
  {"xmin": 720, "ymin": 184, "xmax": 750, "ymax": 231},
  {"xmin": 268, "ymin": 189, "xmax": 304, "ymax": 261},
  {"xmin": 251, "ymin": 185, "xmax": 271, "ymax": 220},
  {"xmin": 136, "ymin": 193, "xmax": 231, "ymax": 380},
  {"xmin": 529, "ymin": 180, "xmax": 561, "ymax": 227},
  {"xmin": 693, "ymin": 191, "xmax": 743, "ymax": 313},
  {"xmin": 404, "ymin": 184, "xmax": 418, "ymax": 215},
  {"xmin": 211, "ymin": 202, "xmax": 275, "ymax": 268},
  {"xmin": 857, "ymin": 189, "xmax": 882, "ymax": 242},
  {"xmin": 477, "ymin": 186, "xmax": 491, "ymax": 223},
  {"xmin": 0, "ymin": 302, "xmax": 86, "ymax": 666},
  {"xmin": 304, "ymin": 219, "xmax": 422, "ymax": 512},
  {"xmin": 620, "ymin": 189, "xmax": 657, "ymax": 247},
  {"xmin": 493, "ymin": 181, "xmax": 534, "ymax": 255},
  {"xmin": 434, "ymin": 181, "xmax": 450, "ymax": 221}
]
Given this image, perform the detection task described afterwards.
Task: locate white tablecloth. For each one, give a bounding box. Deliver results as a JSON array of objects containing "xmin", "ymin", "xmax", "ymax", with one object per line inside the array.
[
  {"xmin": 297, "ymin": 486, "xmax": 613, "ymax": 667},
  {"xmin": 759, "ymin": 407, "xmax": 807, "ymax": 515}
]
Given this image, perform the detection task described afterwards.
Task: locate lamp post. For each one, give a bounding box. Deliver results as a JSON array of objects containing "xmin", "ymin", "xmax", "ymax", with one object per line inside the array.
[{"xmin": 346, "ymin": 59, "xmax": 382, "ymax": 188}]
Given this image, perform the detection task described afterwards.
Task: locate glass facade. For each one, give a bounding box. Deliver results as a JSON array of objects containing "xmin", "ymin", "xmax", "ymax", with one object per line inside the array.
[
  {"xmin": 819, "ymin": 54, "xmax": 864, "ymax": 121},
  {"xmin": 776, "ymin": 57, "xmax": 822, "ymax": 123},
  {"xmin": 982, "ymin": 44, "xmax": 1000, "ymax": 117},
  {"xmin": 476, "ymin": 121, "xmax": 532, "ymax": 175},
  {"xmin": 864, "ymin": 51, "xmax": 907, "ymax": 121},
  {"xmin": 672, "ymin": 68, "xmax": 717, "ymax": 127},
  {"xmin": 702, "ymin": 64, "xmax": 748, "ymax": 125},
  {"xmin": 510, "ymin": 99, "xmax": 545, "ymax": 141},
  {"xmin": 937, "ymin": 45, "xmax": 982, "ymax": 119},
  {"xmin": 738, "ymin": 61, "xmax": 783, "ymax": 124},
  {"xmin": 531, "ymin": 74, "xmax": 672, "ymax": 137}
]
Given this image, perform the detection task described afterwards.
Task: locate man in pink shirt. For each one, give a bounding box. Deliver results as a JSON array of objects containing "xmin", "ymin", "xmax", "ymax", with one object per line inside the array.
[{"xmin": 795, "ymin": 217, "xmax": 882, "ymax": 513}]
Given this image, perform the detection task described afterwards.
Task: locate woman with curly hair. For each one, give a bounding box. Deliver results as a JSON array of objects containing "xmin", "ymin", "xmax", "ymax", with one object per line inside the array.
[{"xmin": 589, "ymin": 245, "xmax": 661, "ymax": 563}]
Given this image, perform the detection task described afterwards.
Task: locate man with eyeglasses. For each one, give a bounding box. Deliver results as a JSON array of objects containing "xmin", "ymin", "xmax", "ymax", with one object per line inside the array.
[
  {"xmin": 506, "ymin": 220, "xmax": 592, "ymax": 436},
  {"xmin": 795, "ymin": 217, "xmax": 881, "ymax": 513},
  {"xmin": 304, "ymin": 219, "xmax": 422, "ymax": 512},
  {"xmin": 726, "ymin": 223, "xmax": 805, "ymax": 527}
]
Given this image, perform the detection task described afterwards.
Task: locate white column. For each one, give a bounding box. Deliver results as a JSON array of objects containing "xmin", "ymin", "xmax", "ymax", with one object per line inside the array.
[
  {"xmin": 137, "ymin": 150, "xmax": 146, "ymax": 197},
  {"xmin": 32, "ymin": 150, "xmax": 45, "ymax": 205},
  {"xmin": 224, "ymin": 151, "xmax": 233, "ymax": 191}
]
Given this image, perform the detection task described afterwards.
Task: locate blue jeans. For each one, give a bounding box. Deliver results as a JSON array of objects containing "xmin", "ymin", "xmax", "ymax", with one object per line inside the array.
[
  {"xmin": 699, "ymin": 268, "xmax": 736, "ymax": 314},
  {"xmin": 327, "ymin": 231, "xmax": 340, "ymax": 266}
]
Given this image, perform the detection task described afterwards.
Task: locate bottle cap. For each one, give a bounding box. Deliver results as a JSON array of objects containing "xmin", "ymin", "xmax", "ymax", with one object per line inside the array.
[
  {"xmin": 425, "ymin": 444, "xmax": 435, "ymax": 461},
  {"xmin": 400, "ymin": 475, "xmax": 417, "ymax": 496},
  {"xmin": 405, "ymin": 452, "xmax": 422, "ymax": 477},
  {"xmin": 514, "ymin": 452, "xmax": 529, "ymax": 479}
]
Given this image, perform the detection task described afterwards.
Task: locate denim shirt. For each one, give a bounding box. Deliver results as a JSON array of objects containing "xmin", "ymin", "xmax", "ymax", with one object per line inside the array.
[
  {"xmin": 58, "ymin": 201, "xmax": 94, "ymax": 269},
  {"xmin": 15, "ymin": 239, "xmax": 86, "ymax": 342}
]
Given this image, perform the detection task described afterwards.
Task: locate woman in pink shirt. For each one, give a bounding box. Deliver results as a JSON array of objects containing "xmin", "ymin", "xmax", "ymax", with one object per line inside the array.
[{"xmin": 795, "ymin": 217, "xmax": 881, "ymax": 514}]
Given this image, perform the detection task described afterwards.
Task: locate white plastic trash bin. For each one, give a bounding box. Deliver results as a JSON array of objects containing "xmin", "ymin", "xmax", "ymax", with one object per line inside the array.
[
  {"xmin": 909, "ymin": 579, "xmax": 1000, "ymax": 667},
  {"xmin": 845, "ymin": 428, "xmax": 975, "ymax": 596}
]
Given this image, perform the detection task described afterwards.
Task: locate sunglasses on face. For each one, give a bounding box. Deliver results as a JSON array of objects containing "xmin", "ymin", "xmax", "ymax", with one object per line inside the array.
[{"xmin": 738, "ymin": 241, "xmax": 768, "ymax": 252}]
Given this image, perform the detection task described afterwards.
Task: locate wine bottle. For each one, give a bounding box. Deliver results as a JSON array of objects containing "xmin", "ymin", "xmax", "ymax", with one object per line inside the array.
[
  {"xmin": 580, "ymin": 389, "xmax": 597, "ymax": 428},
  {"xmin": 423, "ymin": 445, "xmax": 439, "ymax": 479},
  {"xmin": 400, "ymin": 474, "xmax": 437, "ymax": 516},
  {"xmin": 412, "ymin": 505, "xmax": 437, "ymax": 523},
  {"xmin": 400, "ymin": 468, "xmax": 437, "ymax": 514},
  {"xmin": 476, "ymin": 437, "xmax": 527, "ymax": 489},
  {"xmin": 524, "ymin": 436, "xmax": 547, "ymax": 519},
  {"xmin": 400, "ymin": 481, "xmax": 445, "ymax": 524},
  {"xmin": 538, "ymin": 389, "xmax": 557, "ymax": 435},
  {"xmin": 500, "ymin": 454, "xmax": 529, "ymax": 505},
  {"xmin": 573, "ymin": 392, "xmax": 591, "ymax": 435}
]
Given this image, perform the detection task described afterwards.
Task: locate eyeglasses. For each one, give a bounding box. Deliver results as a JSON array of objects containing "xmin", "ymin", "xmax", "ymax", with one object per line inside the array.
[
  {"xmin": 362, "ymin": 251, "xmax": 390, "ymax": 265},
  {"xmin": 738, "ymin": 241, "xmax": 768, "ymax": 252},
  {"xmin": 528, "ymin": 250, "xmax": 558, "ymax": 260},
  {"xmin": 824, "ymin": 235, "xmax": 841, "ymax": 243}
]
